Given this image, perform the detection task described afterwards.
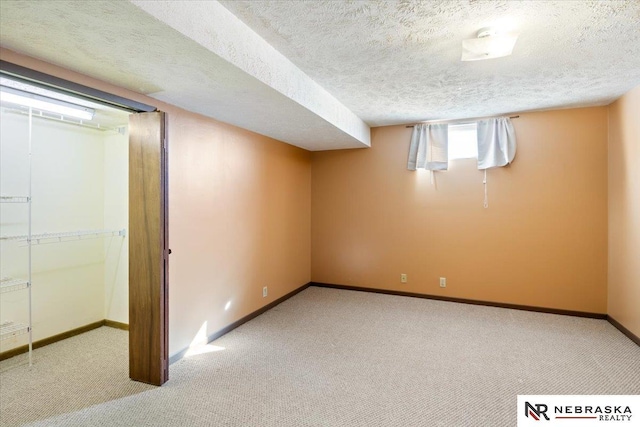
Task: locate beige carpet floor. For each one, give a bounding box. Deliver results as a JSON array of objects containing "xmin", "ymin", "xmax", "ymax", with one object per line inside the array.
[{"xmin": 1, "ymin": 287, "xmax": 639, "ymax": 426}]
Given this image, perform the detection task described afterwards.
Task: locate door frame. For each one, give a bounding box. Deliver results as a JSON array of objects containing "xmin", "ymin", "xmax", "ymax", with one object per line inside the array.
[{"xmin": 0, "ymin": 61, "xmax": 169, "ymax": 385}]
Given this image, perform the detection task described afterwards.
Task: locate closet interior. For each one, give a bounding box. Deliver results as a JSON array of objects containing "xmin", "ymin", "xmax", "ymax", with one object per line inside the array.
[{"xmin": 0, "ymin": 77, "xmax": 131, "ymax": 365}]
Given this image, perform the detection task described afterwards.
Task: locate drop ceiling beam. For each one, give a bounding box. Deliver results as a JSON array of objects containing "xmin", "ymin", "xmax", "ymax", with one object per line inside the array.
[{"xmin": 130, "ymin": 0, "xmax": 370, "ymax": 150}]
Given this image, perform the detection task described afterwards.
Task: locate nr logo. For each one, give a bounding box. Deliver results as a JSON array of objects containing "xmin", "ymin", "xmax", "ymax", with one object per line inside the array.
[{"xmin": 525, "ymin": 402, "xmax": 550, "ymax": 421}]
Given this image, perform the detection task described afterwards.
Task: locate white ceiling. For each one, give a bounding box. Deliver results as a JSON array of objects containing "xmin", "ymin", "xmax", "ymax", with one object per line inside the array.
[
  {"xmin": 221, "ymin": 0, "xmax": 640, "ymax": 126},
  {"xmin": 1, "ymin": 0, "xmax": 639, "ymax": 150}
]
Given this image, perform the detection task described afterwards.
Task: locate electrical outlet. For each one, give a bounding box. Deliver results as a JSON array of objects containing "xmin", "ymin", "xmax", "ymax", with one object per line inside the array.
[
  {"xmin": 263, "ymin": 286, "xmax": 268, "ymax": 297},
  {"xmin": 400, "ymin": 274, "xmax": 407, "ymax": 283},
  {"xmin": 439, "ymin": 277, "xmax": 446, "ymax": 288}
]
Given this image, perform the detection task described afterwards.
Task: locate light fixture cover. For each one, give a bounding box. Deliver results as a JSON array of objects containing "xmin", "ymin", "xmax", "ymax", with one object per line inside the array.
[
  {"xmin": 0, "ymin": 86, "xmax": 95, "ymax": 120},
  {"xmin": 461, "ymin": 33, "xmax": 519, "ymax": 61}
]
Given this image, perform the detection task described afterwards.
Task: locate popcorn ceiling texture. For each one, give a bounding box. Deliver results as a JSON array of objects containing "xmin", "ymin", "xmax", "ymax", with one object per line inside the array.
[
  {"xmin": 1, "ymin": 0, "xmax": 639, "ymax": 149},
  {"xmin": 221, "ymin": 0, "xmax": 640, "ymax": 126},
  {"xmin": 131, "ymin": 0, "xmax": 370, "ymax": 148},
  {"xmin": 0, "ymin": 0, "xmax": 369, "ymax": 151}
]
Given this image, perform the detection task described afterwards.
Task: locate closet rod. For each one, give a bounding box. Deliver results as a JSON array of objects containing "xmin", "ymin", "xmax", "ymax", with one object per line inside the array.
[
  {"xmin": 0, "ymin": 321, "xmax": 30, "ymax": 341},
  {"xmin": 1, "ymin": 229, "xmax": 126, "ymax": 245},
  {"xmin": 0, "ymin": 278, "xmax": 30, "ymax": 294},
  {"xmin": 0, "ymin": 196, "xmax": 30, "ymax": 203},
  {"xmin": 405, "ymin": 115, "xmax": 520, "ymax": 128}
]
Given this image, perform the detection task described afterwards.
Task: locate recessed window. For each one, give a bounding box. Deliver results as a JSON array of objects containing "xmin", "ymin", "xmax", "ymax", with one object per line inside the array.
[{"xmin": 448, "ymin": 123, "xmax": 478, "ymax": 160}]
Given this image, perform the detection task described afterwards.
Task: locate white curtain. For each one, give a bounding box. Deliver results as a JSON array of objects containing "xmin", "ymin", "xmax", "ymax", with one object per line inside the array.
[
  {"xmin": 476, "ymin": 117, "xmax": 517, "ymax": 208},
  {"xmin": 477, "ymin": 117, "xmax": 516, "ymax": 169},
  {"xmin": 407, "ymin": 123, "xmax": 448, "ymax": 171}
]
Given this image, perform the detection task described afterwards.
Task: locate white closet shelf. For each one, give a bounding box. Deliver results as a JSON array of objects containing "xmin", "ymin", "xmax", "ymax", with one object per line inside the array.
[
  {"xmin": 0, "ymin": 321, "xmax": 30, "ymax": 341},
  {"xmin": 0, "ymin": 196, "xmax": 30, "ymax": 203},
  {"xmin": 1, "ymin": 106, "xmax": 121, "ymax": 133},
  {"xmin": 0, "ymin": 278, "xmax": 30, "ymax": 294},
  {"xmin": 0, "ymin": 228, "xmax": 126, "ymax": 245}
]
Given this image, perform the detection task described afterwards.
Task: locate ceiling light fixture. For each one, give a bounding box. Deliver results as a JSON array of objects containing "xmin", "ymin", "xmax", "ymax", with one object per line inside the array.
[
  {"xmin": 461, "ymin": 27, "xmax": 519, "ymax": 61},
  {"xmin": 0, "ymin": 86, "xmax": 95, "ymax": 120}
]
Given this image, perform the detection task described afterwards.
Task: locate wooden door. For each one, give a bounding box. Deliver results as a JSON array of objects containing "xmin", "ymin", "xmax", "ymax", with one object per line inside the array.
[{"xmin": 128, "ymin": 111, "xmax": 168, "ymax": 385}]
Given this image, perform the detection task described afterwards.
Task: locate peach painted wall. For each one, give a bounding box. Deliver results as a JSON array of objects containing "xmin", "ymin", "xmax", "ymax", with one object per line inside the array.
[
  {"xmin": 312, "ymin": 108, "xmax": 609, "ymax": 313},
  {"xmin": 0, "ymin": 48, "xmax": 311, "ymax": 357},
  {"xmin": 608, "ymin": 85, "xmax": 640, "ymax": 337}
]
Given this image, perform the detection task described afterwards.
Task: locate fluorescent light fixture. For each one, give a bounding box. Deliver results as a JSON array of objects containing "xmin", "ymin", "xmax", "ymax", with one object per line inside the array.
[
  {"xmin": 461, "ymin": 27, "xmax": 519, "ymax": 61},
  {"xmin": 0, "ymin": 86, "xmax": 95, "ymax": 120}
]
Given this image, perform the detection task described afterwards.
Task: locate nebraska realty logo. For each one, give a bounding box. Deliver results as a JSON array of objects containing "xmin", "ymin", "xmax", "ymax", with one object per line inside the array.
[{"xmin": 517, "ymin": 395, "xmax": 639, "ymax": 426}]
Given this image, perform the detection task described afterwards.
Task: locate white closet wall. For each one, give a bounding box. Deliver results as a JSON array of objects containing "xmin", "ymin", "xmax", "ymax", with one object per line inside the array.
[{"xmin": 0, "ymin": 109, "xmax": 128, "ymax": 353}]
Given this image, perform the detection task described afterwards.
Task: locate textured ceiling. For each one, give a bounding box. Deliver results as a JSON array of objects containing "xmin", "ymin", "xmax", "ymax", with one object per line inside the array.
[
  {"xmin": 0, "ymin": 0, "xmax": 369, "ymax": 150},
  {"xmin": 221, "ymin": 0, "xmax": 640, "ymax": 126},
  {"xmin": 1, "ymin": 1, "xmax": 639, "ymax": 150}
]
